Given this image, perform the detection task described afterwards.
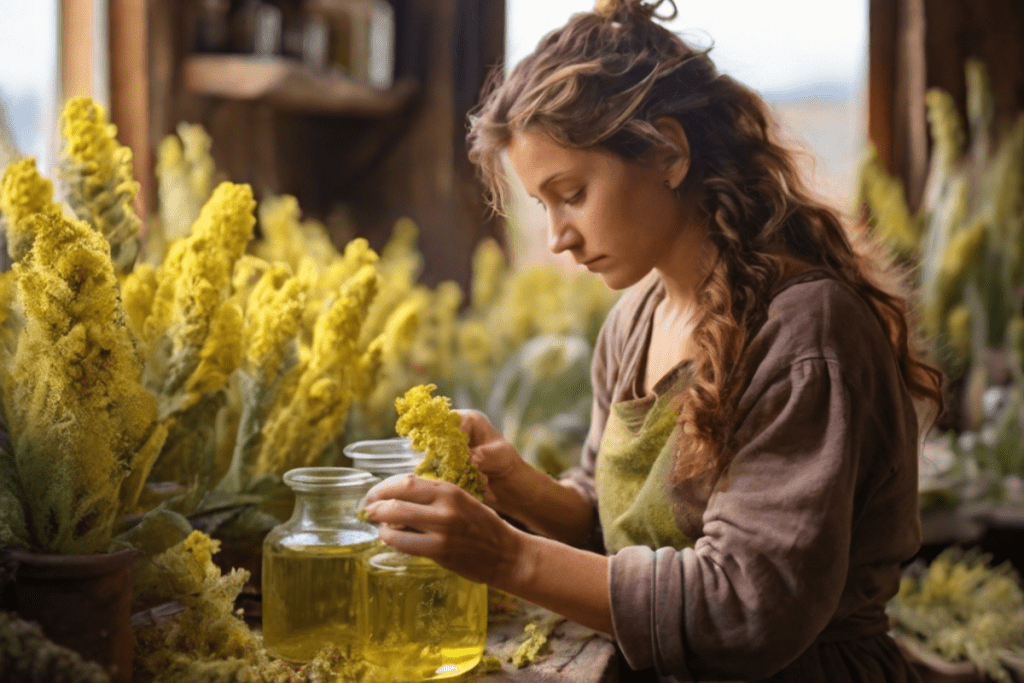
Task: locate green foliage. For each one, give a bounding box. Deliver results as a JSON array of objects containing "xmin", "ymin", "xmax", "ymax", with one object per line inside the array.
[{"xmin": 888, "ymin": 547, "xmax": 1024, "ymax": 682}]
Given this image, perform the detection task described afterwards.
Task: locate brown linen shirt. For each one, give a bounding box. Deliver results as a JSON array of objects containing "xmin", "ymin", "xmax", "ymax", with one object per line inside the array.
[{"xmin": 561, "ymin": 270, "xmax": 924, "ymax": 682}]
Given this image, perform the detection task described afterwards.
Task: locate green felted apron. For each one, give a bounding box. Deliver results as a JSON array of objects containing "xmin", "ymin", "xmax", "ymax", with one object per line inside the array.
[{"xmin": 595, "ymin": 365, "xmax": 693, "ymax": 554}]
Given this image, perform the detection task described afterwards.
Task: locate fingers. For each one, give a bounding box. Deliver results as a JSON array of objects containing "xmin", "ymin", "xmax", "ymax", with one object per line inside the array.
[
  {"xmin": 362, "ymin": 473, "xmax": 449, "ymax": 506},
  {"xmin": 363, "ymin": 497, "xmax": 459, "ymax": 532},
  {"xmin": 375, "ymin": 524, "xmax": 445, "ymax": 557},
  {"xmin": 455, "ymin": 409, "xmax": 498, "ymax": 443}
]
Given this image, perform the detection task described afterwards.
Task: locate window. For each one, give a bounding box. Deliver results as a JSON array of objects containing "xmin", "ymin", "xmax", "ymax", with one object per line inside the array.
[{"xmin": 0, "ymin": 0, "xmax": 60, "ymax": 172}]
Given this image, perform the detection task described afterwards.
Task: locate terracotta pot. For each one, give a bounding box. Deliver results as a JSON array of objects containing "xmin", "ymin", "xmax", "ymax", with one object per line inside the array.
[{"xmin": 0, "ymin": 547, "xmax": 141, "ymax": 683}]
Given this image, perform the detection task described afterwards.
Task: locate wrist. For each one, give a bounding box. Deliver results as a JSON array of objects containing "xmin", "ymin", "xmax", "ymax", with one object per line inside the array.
[
  {"xmin": 489, "ymin": 456, "xmax": 540, "ymax": 513},
  {"xmin": 493, "ymin": 525, "xmax": 538, "ymax": 595}
]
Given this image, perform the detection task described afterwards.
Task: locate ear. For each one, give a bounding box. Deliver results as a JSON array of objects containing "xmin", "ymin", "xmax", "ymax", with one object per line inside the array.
[{"xmin": 652, "ymin": 116, "xmax": 691, "ymax": 190}]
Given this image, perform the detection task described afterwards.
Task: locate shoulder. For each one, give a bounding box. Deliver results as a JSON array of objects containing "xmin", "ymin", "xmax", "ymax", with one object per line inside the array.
[
  {"xmin": 758, "ymin": 275, "xmax": 887, "ymax": 365},
  {"xmin": 741, "ymin": 275, "xmax": 897, "ymax": 397}
]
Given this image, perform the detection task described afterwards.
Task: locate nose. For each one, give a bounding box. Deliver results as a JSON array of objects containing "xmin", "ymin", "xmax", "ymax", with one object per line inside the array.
[{"xmin": 547, "ymin": 212, "xmax": 580, "ymax": 254}]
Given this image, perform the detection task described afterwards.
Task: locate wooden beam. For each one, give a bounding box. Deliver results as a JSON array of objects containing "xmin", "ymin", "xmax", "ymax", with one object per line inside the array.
[
  {"xmin": 868, "ymin": 0, "xmax": 897, "ymax": 175},
  {"xmin": 61, "ymin": 0, "xmax": 95, "ymax": 100},
  {"xmin": 108, "ymin": 0, "xmax": 152, "ymax": 222}
]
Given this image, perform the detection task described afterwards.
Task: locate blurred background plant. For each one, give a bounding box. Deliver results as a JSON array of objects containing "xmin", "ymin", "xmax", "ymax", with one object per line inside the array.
[{"xmin": 860, "ymin": 59, "xmax": 1024, "ymax": 523}]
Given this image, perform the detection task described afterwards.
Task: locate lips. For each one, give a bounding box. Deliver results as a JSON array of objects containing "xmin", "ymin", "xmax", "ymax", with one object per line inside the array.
[{"xmin": 580, "ymin": 256, "xmax": 604, "ymax": 267}]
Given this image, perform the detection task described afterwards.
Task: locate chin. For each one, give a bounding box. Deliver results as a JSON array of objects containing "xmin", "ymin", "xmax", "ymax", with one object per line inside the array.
[{"xmin": 600, "ymin": 269, "xmax": 644, "ymax": 291}]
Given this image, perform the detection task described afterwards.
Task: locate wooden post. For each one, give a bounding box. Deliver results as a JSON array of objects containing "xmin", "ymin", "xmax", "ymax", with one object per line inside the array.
[
  {"xmin": 108, "ymin": 0, "xmax": 152, "ymax": 222},
  {"xmin": 61, "ymin": 0, "xmax": 95, "ymax": 100}
]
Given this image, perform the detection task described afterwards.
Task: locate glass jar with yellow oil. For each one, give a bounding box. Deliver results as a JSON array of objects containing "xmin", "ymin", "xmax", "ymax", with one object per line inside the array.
[
  {"xmin": 261, "ymin": 467, "xmax": 379, "ymax": 663},
  {"xmin": 345, "ymin": 439, "xmax": 488, "ymax": 680}
]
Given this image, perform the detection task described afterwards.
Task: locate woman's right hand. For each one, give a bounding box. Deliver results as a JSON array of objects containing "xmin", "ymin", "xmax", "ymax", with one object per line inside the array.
[{"xmin": 456, "ymin": 409, "xmax": 525, "ymax": 510}]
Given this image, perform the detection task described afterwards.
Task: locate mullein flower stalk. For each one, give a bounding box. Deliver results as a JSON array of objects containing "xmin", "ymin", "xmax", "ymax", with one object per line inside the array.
[
  {"xmin": 155, "ymin": 122, "xmax": 218, "ymax": 244},
  {"xmin": 254, "ymin": 194, "xmax": 337, "ymax": 275},
  {"xmin": 142, "ymin": 182, "xmax": 255, "ymax": 496},
  {"xmin": 58, "ymin": 97, "xmax": 141, "ymax": 273},
  {"xmin": 256, "ymin": 264, "xmax": 381, "ymax": 475},
  {"xmin": 0, "ymin": 157, "xmax": 61, "ymax": 263},
  {"xmin": 217, "ymin": 264, "xmax": 306, "ymax": 493},
  {"xmin": 2, "ymin": 210, "xmax": 159, "ymax": 553}
]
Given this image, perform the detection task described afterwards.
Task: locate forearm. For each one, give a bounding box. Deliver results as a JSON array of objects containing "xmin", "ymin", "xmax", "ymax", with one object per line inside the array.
[
  {"xmin": 491, "ymin": 461, "xmax": 596, "ymax": 547},
  {"xmin": 497, "ymin": 528, "xmax": 613, "ymax": 636}
]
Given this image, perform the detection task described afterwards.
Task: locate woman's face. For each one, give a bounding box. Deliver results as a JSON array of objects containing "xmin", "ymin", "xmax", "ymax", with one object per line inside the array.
[{"xmin": 507, "ymin": 128, "xmax": 692, "ymax": 290}]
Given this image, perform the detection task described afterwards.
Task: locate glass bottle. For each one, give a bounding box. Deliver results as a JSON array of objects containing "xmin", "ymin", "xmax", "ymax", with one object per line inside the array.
[
  {"xmin": 262, "ymin": 467, "xmax": 379, "ymax": 663},
  {"xmin": 346, "ymin": 438, "xmax": 488, "ymax": 680},
  {"xmin": 343, "ymin": 436, "xmax": 422, "ymax": 478}
]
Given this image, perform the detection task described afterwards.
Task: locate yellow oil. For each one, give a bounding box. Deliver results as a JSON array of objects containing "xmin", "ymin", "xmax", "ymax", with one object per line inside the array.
[
  {"xmin": 262, "ymin": 537, "xmax": 377, "ymax": 662},
  {"xmin": 364, "ymin": 550, "xmax": 488, "ymax": 680}
]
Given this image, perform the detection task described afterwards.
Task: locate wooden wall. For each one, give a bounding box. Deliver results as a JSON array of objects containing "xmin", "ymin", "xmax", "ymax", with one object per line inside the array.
[{"xmin": 97, "ymin": 0, "xmax": 506, "ymax": 291}]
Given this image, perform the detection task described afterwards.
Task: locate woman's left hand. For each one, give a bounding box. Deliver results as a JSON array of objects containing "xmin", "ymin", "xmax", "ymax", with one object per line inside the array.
[{"xmin": 361, "ymin": 474, "xmax": 525, "ymax": 586}]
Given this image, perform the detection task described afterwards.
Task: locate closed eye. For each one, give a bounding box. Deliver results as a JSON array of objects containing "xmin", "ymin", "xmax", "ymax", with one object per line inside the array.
[{"xmin": 565, "ymin": 188, "xmax": 585, "ymax": 205}]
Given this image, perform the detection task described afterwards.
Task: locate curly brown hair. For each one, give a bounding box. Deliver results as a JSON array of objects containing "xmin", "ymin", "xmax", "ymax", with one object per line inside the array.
[{"xmin": 467, "ymin": 0, "xmax": 944, "ymax": 479}]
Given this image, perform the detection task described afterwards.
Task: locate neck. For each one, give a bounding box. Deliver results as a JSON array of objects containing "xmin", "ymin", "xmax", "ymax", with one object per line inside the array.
[{"xmin": 655, "ymin": 225, "xmax": 717, "ymax": 315}]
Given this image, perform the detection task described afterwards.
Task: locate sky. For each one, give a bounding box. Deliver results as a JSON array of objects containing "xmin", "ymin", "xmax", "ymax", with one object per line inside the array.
[{"xmin": 507, "ymin": 0, "xmax": 868, "ymax": 98}]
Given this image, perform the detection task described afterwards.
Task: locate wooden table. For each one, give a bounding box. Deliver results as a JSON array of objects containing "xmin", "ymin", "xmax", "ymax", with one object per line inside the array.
[{"xmin": 472, "ymin": 600, "xmax": 618, "ymax": 683}]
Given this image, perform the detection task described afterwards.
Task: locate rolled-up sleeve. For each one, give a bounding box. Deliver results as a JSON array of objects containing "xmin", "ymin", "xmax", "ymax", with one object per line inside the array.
[{"xmin": 610, "ymin": 357, "xmax": 862, "ymax": 680}]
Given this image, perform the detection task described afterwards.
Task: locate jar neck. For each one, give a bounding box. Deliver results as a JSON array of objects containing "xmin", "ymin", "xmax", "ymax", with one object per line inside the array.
[{"xmin": 291, "ymin": 491, "xmax": 365, "ymax": 526}]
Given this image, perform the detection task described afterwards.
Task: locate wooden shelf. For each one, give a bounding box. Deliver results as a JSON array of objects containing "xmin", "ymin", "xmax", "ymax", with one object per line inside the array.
[{"xmin": 182, "ymin": 54, "xmax": 419, "ymax": 116}]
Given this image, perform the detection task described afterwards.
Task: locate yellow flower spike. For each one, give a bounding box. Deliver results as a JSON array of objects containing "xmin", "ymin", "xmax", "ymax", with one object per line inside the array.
[
  {"xmin": 121, "ymin": 262, "xmax": 158, "ymax": 339},
  {"xmin": 380, "ymin": 217, "xmax": 419, "ymax": 262},
  {"xmin": 470, "ymin": 238, "xmax": 507, "ymax": 312},
  {"xmin": 185, "ymin": 299, "xmax": 244, "ymax": 398},
  {"xmin": 0, "ymin": 157, "xmax": 59, "ymax": 263},
  {"xmin": 256, "ymin": 194, "xmax": 305, "ymax": 269},
  {"xmin": 244, "ymin": 264, "xmax": 305, "ymax": 380},
  {"xmin": 59, "ymin": 96, "xmax": 141, "ymax": 272},
  {"xmin": 256, "ymin": 264, "xmax": 380, "ymax": 475},
  {"xmin": 9, "ymin": 209, "xmax": 157, "ymax": 554},
  {"xmin": 395, "ymin": 384, "xmax": 484, "ymax": 499},
  {"xmin": 155, "ymin": 123, "xmax": 218, "ymax": 243},
  {"xmin": 353, "ymin": 336, "xmax": 385, "ymax": 401},
  {"xmin": 457, "ymin": 320, "xmax": 496, "ymax": 373},
  {"xmin": 146, "ymin": 182, "xmax": 255, "ymax": 353}
]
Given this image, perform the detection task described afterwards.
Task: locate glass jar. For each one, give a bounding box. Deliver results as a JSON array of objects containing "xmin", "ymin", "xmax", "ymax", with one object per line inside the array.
[
  {"xmin": 261, "ymin": 467, "xmax": 379, "ymax": 663},
  {"xmin": 346, "ymin": 440, "xmax": 488, "ymax": 680},
  {"xmin": 343, "ymin": 437, "xmax": 423, "ymax": 479}
]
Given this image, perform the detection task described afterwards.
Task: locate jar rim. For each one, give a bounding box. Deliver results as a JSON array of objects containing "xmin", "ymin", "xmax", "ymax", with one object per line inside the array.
[
  {"xmin": 282, "ymin": 467, "xmax": 378, "ymax": 492},
  {"xmin": 342, "ymin": 437, "xmax": 422, "ymax": 460}
]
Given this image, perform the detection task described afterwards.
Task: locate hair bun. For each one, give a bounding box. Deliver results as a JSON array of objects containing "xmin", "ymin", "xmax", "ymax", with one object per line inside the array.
[{"xmin": 593, "ymin": 0, "xmax": 677, "ymax": 23}]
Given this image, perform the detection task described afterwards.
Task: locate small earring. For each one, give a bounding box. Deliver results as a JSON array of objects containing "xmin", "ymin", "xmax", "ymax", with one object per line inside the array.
[{"xmin": 664, "ymin": 179, "xmax": 672, "ymax": 189}]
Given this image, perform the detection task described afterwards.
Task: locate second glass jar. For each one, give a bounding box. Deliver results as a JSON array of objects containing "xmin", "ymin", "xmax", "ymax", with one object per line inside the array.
[{"xmin": 346, "ymin": 437, "xmax": 488, "ymax": 680}]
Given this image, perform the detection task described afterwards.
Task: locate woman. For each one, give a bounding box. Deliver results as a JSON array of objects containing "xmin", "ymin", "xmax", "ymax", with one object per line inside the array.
[{"xmin": 362, "ymin": 1, "xmax": 944, "ymax": 680}]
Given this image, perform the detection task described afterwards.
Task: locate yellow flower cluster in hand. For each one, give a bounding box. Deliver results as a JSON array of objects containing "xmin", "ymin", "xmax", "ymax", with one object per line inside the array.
[
  {"xmin": 0, "ymin": 157, "xmax": 59, "ymax": 262},
  {"xmin": 2, "ymin": 210, "xmax": 158, "ymax": 553},
  {"xmin": 59, "ymin": 96, "xmax": 141, "ymax": 272},
  {"xmin": 396, "ymin": 384, "xmax": 485, "ymax": 499}
]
